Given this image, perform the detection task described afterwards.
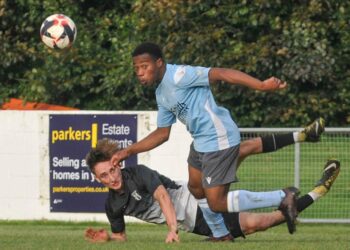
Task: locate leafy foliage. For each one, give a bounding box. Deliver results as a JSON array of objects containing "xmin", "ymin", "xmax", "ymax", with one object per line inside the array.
[{"xmin": 1, "ymin": 0, "xmax": 349, "ymax": 126}]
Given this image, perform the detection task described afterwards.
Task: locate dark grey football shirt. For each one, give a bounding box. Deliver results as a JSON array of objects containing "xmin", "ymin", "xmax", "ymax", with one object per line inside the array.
[{"xmin": 105, "ymin": 164, "xmax": 197, "ymax": 233}]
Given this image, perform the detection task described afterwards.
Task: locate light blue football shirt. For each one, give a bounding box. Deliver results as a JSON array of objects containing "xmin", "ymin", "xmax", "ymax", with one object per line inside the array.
[{"xmin": 156, "ymin": 64, "xmax": 240, "ymax": 152}]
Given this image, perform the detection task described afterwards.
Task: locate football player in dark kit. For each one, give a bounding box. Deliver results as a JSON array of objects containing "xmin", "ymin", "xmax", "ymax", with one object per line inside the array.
[{"xmin": 84, "ymin": 138, "xmax": 340, "ymax": 243}]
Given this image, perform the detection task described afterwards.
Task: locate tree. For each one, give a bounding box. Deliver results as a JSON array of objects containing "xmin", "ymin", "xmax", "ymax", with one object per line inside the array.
[{"xmin": 1, "ymin": 0, "xmax": 349, "ymax": 126}]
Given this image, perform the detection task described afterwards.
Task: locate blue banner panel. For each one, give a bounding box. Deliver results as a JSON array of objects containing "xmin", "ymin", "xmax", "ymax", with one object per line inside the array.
[{"xmin": 49, "ymin": 114, "xmax": 137, "ymax": 212}]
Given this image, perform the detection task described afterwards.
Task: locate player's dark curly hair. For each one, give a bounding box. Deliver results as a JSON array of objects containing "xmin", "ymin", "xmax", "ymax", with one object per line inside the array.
[
  {"xmin": 132, "ymin": 42, "xmax": 163, "ymax": 60},
  {"xmin": 85, "ymin": 138, "xmax": 120, "ymax": 173}
]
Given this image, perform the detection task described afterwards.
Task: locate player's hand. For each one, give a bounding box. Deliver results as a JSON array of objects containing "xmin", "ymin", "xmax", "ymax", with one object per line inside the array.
[
  {"xmin": 110, "ymin": 149, "xmax": 129, "ymax": 167},
  {"xmin": 84, "ymin": 228, "xmax": 110, "ymax": 243},
  {"xmin": 165, "ymin": 230, "xmax": 180, "ymax": 243},
  {"xmin": 262, "ymin": 77, "xmax": 287, "ymax": 91}
]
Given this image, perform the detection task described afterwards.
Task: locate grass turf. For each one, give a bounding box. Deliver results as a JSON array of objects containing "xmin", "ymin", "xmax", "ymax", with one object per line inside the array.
[{"xmin": 0, "ymin": 220, "xmax": 349, "ymax": 250}]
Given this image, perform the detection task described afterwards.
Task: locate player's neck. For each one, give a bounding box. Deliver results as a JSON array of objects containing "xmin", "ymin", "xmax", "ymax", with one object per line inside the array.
[{"xmin": 156, "ymin": 64, "xmax": 167, "ymax": 84}]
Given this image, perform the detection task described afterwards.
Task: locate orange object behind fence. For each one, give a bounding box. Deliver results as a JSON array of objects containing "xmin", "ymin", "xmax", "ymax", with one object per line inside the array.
[{"xmin": 1, "ymin": 98, "xmax": 78, "ymax": 111}]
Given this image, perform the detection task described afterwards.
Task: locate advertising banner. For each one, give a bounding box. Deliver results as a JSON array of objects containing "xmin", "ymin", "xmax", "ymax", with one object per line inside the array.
[{"xmin": 49, "ymin": 114, "xmax": 137, "ymax": 212}]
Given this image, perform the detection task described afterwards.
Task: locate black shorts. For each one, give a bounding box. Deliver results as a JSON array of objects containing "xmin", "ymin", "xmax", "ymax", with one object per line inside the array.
[{"xmin": 192, "ymin": 207, "xmax": 245, "ymax": 238}]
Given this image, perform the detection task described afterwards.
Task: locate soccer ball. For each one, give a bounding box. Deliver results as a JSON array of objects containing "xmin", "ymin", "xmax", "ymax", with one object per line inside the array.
[{"xmin": 40, "ymin": 14, "xmax": 77, "ymax": 49}]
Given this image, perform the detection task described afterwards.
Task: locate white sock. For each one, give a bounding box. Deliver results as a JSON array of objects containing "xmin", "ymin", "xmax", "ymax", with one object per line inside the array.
[
  {"xmin": 293, "ymin": 132, "xmax": 301, "ymax": 142},
  {"xmin": 308, "ymin": 191, "xmax": 321, "ymax": 201}
]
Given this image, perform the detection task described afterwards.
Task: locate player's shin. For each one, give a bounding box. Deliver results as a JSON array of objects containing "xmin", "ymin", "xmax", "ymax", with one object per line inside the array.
[
  {"xmin": 227, "ymin": 190, "xmax": 285, "ymax": 212},
  {"xmin": 261, "ymin": 134, "xmax": 295, "ymax": 153}
]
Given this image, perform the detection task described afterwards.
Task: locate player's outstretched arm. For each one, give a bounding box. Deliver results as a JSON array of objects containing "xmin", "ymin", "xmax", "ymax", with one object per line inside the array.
[
  {"xmin": 111, "ymin": 126, "xmax": 171, "ymax": 166},
  {"xmin": 209, "ymin": 68, "xmax": 287, "ymax": 91},
  {"xmin": 153, "ymin": 185, "xmax": 179, "ymax": 243}
]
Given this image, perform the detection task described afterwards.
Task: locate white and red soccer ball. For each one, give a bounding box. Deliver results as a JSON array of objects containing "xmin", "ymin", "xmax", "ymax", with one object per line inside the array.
[{"xmin": 40, "ymin": 14, "xmax": 77, "ymax": 49}]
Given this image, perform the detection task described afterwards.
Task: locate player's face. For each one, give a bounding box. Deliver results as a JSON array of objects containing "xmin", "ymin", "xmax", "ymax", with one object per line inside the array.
[
  {"xmin": 133, "ymin": 53, "xmax": 163, "ymax": 86},
  {"xmin": 94, "ymin": 161, "xmax": 123, "ymax": 191}
]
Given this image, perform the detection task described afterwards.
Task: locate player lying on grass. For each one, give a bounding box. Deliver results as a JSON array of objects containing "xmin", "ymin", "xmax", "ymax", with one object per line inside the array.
[
  {"xmin": 86, "ymin": 119, "xmax": 324, "ymax": 242},
  {"xmin": 84, "ymin": 138, "xmax": 339, "ymax": 243}
]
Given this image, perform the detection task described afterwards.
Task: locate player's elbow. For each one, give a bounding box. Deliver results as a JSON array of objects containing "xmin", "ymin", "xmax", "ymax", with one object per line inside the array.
[
  {"xmin": 160, "ymin": 134, "xmax": 170, "ymax": 143},
  {"xmin": 155, "ymin": 187, "xmax": 166, "ymax": 199},
  {"xmin": 154, "ymin": 185, "xmax": 169, "ymax": 201},
  {"xmin": 156, "ymin": 127, "xmax": 171, "ymax": 143},
  {"xmin": 155, "ymin": 134, "xmax": 169, "ymax": 148}
]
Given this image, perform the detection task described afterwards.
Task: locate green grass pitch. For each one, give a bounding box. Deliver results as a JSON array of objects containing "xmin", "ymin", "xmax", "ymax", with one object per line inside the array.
[{"xmin": 0, "ymin": 220, "xmax": 349, "ymax": 249}]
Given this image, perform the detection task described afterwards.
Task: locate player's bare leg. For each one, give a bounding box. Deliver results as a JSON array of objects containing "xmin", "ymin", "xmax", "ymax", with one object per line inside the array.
[
  {"xmin": 187, "ymin": 165, "xmax": 205, "ymax": 199},
  {"xmin": 204, "ymin": 184, "xmax": 231, "ymax": 212},
  {"xmin": 239, "ymin": 210, "xmax": 285, "ymax": 235},
  {"xmin": 188, "ymin": 165, "xmax": 232, "ymax": 239}
]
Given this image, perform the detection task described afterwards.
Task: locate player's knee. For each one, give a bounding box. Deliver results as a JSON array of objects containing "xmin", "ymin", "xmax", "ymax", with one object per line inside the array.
[
  {"xmin": 238, "ymin": 143, "xmax": 250, "ymax": 163},
  {"xmin": 239, "ymin": 138, "xmax": 262, "ymax": 160},
  {"xmin": 187, "ymin": 183, "xmax": 205, "ymax": 199},
  {"xmin": 208, "ymin": 205, "xmax": 221, "ymax": 213},
  {"xmin": 207, "ymin": 198, "xmax": 226, "ymax": 213}
]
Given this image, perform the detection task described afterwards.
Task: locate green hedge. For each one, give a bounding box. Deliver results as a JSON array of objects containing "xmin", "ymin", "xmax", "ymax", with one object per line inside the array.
[{"xmin": 1, "ymin": 0, "xmax": 349, "ymax": 126}]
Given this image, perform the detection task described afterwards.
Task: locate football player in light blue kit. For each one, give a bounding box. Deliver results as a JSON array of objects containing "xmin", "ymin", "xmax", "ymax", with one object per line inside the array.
[
  {"xmin": 111, "ymin": 42, "xmax": 302, "ymax": 241},
  {"xmin": 157, "ymin": 64, "xmax": 240, "ymax": 152}
]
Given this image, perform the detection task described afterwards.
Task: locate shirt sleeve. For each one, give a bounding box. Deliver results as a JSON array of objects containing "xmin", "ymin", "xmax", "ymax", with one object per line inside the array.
[
  {"xmin": 133, "ymin": 165, "xmax": 164, "ymax": 195},
  {"xmin": 105, "ymin": 200, "xmax": 126, "ymax": 233},
  {"xmin": 157, "ymin": 104, "xmax": 176, "ymax": 128},
  {"xmin": 177, "ymin": 65, "xmax": 210, "ymax": 88}
]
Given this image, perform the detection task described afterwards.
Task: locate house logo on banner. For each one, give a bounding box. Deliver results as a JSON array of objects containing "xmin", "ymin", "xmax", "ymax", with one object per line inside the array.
[{"xmin": 49, "ymin": 114, "xmax": 137, "ymax": 212}]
